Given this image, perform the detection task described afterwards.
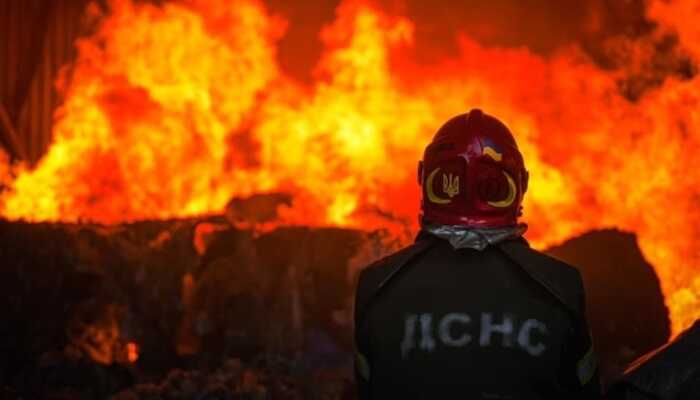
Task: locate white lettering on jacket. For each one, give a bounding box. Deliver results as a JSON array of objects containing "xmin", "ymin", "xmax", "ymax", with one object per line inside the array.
[{"xmin": 400, "ymin": 312, "xmax": 549, "ymax": 359}]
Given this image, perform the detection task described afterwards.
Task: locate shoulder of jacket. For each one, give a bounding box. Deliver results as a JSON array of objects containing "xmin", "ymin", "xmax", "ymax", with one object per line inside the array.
[
  {"xmin": 497, "ymin": 239, "xmax": 584, "ymax": 314},
  {"xmin": 359, "ymin": 241, "xmax": 428, "ymax": 285},
  {"xmin": 505, "ymin": 241, "xmax": 582, "ymax": 282},
  {"xmin": 357, "ymin": 237, "xmax": 438, "ymax": 295}
]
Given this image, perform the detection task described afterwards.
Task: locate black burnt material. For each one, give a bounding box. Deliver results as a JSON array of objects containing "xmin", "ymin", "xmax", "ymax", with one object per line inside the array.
[
  {"xmin": 545, "ymin": 229, "xmax": 671, "ymax": 386},
  {"xmin": 606, "ymin": 321, "xmax": 700, "ymax": 399},
  {"xmin": 0, "ymin": 218, "xmax": 365, "ymax": 399},
  {"xmin": 0, "ymin": 221, "xmax": 671, "ymax": 398}
]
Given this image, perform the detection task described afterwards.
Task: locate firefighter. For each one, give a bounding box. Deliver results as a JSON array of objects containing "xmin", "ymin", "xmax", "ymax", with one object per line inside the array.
[{"xmin": 354, "ymin": 109, "xmax": 601, "ymax": 399}]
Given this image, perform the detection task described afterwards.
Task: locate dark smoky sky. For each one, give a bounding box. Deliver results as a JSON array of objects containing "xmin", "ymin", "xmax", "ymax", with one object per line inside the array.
[{"xmin": 265, "ymin": 0, "xmax": 653, "ymax": 82}]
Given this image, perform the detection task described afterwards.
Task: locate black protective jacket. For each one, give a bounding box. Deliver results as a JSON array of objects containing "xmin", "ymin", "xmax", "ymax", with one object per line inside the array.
[
  {"xmin": 606, "ymin": 321, "xmax": 700, "ymax": 400},
  {"xmin": 354, "ymin": 232, "xmax": 601, "ymax": 399}
]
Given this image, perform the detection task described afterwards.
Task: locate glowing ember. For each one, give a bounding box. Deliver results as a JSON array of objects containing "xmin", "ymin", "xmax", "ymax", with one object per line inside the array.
[
  {"xmin": 126, "ymin": 341, "xmax": 139, "ymax": 363},
  {"xmin": 0, "ymin": 0, "xmax": 699, "ymax": 336}
]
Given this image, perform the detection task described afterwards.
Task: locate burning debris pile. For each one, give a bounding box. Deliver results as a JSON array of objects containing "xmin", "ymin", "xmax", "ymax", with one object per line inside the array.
[
  {"xmin": 1, "ymin": 0, "xmax": 699, "ymax": 338},
  {"xmin": 0, "ymin": 197, "xmax": 395, "ymax": 398},
  {"xmin": 110, "ymin": 357, "xmax": 354, "ymax": 400},
  {"xmin": 1, "ymin": 208, "xmax": 668, "ymax": 398},
  {"xmin": 0, "ymin": 0, "xmax": 698, "ymax": 397}
]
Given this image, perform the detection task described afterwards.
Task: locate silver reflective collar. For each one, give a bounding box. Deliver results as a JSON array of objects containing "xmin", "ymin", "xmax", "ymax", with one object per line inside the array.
[{"xmin": 422, "ymin": 222, "xmax": 528, "ymax": 251}]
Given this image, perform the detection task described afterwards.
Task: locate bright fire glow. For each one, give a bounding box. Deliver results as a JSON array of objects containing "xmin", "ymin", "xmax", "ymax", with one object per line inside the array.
[
  {"xmin": 126, "ymin": 341, "xmax": 139, "ymax": 363},
  {"xmin": 1, "ymin": 0, "xmax": 699, "ymax": 336}
]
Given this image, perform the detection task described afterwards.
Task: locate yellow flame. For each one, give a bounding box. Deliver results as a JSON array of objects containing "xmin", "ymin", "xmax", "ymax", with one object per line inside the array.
[{"xmin": 0, "ymin": 0, "xmax": 699, "ymax": 337}]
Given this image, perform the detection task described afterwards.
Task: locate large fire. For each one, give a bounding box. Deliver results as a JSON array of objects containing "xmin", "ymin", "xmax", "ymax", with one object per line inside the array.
[{"xmin": 0, "ymin": 0, "xmax": 699, "ymax": 336}]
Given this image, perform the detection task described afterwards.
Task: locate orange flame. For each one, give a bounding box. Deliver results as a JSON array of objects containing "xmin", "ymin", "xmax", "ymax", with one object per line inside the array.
[
  {"xmin": 1, "ymin": 0, "xmax": 699, "ymax": 336},
  {"xmin": 126, "ymin": 341, "xmax": 139, "ymax": 363}
]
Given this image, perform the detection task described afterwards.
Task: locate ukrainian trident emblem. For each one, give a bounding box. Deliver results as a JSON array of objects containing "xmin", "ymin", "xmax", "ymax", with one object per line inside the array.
[
  {"xmin": 443, "ymin": 173, "xmax": 459, "ymax": 198},
  {"xmin": 426, "ymin": 168, "xmax": 459, "ymax": 204}
]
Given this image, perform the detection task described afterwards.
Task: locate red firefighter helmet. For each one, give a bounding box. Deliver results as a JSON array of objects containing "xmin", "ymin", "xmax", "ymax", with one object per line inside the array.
[{"xmin": 418, "ymin": 109, "xmax": 529, "ymax": 228}]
